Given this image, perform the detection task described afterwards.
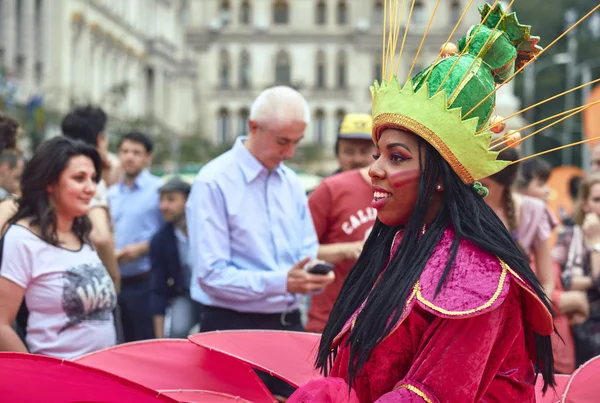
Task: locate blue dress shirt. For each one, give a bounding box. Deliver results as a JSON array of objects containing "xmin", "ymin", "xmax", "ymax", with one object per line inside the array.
[
  {"xmin": 186, "ymin": 137, "xmax": 318, "ymax": 313},
  {"xmin": 108, "ymin": 170, "xmax": 164, "ymax": 278}
]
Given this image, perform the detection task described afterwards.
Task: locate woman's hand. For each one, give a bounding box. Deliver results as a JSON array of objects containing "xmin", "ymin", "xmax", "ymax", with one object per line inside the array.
[
  {"xmin": 571, "ymin": 312, "xmax": 588, "ymax": 326},
  {"xmin": 560, "ymin": 290, "xmax": 590, "ymax": 318},
  {"xmin": 583, "ymin": 213, "xmax": 600, "ymax": 247},
  {"xmin": 0, "ymin": 198, "xmax": 17, "ymax": 234}
]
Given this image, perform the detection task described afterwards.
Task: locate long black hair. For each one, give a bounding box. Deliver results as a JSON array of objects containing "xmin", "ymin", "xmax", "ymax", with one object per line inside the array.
[
  {"xmin": 316, "ymin": 140, "xmax": 555, "ymax": 391},
  {"xmin": 8, "ymin": 136, "xmax": 102, "ymax": 246}
]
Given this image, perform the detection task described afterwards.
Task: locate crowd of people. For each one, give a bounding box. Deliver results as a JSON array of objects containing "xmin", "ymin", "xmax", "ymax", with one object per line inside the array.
[
  {"xmin": 0, "ymin": 87, "xmax": 351, "ymax": 394},
  {"xmin": 0, "ymin": 81, "xmax": 596, "ymax": 399}
]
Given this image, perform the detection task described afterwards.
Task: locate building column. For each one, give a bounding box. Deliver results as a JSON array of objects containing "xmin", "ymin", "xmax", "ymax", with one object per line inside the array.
[
  {"xmin": 91, "ymin": 44, "xmax": 101, "ymax": 103},
  {"xmin": 126, "ymin": 57, "xmax": 138, "ymax": 118},
  {"xmin": 327, "ymin": 46, "xmax": 337, "ymax": 91},
  {"xmin": 176, "ymin": 77, "xmax": 188, "ymax": 134},
  {"xmin": 81, "ymin": 27, "xmax": 92, "ymax": 101},
  {"xmin": 2, "ymin": 0, "xmax": 16, "ymax": 71},
  {"xmin": 22, "ymin": 0, "xmax": 36, "ymax": 96},
  {"xmin": 153, "ymin": 65, "xmax": 164, "ymax": 121},
  {"xmin": 109, "ymin": 52, "xmax": 121, "ymax": 117},
  {"xmin": 230, "ymin": 46, "xmax": 240, "ymax": 89},
  {"xmin": 100, "ymin": 47, "xmax": 111, "ymax": 107},
  {"xmin": 101, "ymin": 46, "xmax": 111, "ymax": 105},
  {"xmin": 162, "ymin": 70, "xmax": 172, "ymax": 128},
  {"xmin": 37, "ymin": 0, "xmax": 49, "ymax": 89},
  {"xmin": 135, "ymin": 58, "xmax": 146, "ymax": 118}
]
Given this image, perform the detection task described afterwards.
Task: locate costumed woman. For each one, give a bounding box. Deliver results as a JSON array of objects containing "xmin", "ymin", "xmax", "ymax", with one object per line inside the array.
[{"xmin": 288, "ymin": 3, "xmax": 556, "ymax": 402}]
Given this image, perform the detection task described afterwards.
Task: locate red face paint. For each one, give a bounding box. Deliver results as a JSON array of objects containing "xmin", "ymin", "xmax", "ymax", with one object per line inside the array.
[{"xmin": 390, "ymin": 169, "xmax": 420, "ymax": 189}]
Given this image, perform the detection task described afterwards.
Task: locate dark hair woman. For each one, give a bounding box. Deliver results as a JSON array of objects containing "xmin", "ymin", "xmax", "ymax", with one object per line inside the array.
[
  {"xmin": 0, "ymin": 136, "xmax": 117, "ymax": 359},
  {"xmin": 516, "ymin": 158, "xmax": 552, "ymax": 202},
  {"xmin": 553, "ymin": 173, "xmax": 600, "ymax": 367},
  {"xmin": 288, "ymin": 3, "xmax": 556, "ymax": 402}
]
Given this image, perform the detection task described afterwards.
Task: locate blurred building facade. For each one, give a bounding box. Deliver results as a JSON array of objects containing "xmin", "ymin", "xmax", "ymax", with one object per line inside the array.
[
  {"xmin": 0, "ymin": 0, "xmax": 198, "ymax": 141},
  {"xmin": 186, "ymin": 0, "xmax": 518, "ymax": 148}
]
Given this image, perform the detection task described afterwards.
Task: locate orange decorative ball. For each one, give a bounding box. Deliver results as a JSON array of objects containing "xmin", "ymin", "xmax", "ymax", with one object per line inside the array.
[
  {"xmin": 440, "ymin": 43, "xmax": 459, "ymax": 58},
  {"xmin": 505, "ymin": 131, "xmax": 522, "ymax": 148},
  {"xmin": 490, "ymin": 116, "xmax": 506, "ymax": 134}
]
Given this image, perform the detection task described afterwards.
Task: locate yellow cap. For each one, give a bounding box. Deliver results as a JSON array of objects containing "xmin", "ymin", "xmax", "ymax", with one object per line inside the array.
[{"xmin": 338, "ymin": 113, "xmax": 372, "ymax": 140}]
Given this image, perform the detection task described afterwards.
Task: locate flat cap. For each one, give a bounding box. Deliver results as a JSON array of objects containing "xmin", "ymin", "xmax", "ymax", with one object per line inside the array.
[{"xmin": 158, "ymin": 177, "xmax": 191, "ymax": 195}]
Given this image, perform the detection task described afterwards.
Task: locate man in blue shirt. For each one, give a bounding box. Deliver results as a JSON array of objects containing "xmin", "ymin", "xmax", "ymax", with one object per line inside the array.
[
  {"xmin": 186, "ymin": 86, "xmax": 335, "ymax": 398},
  {"xmin": 108, "ymin": 132, "xmax": 163, "ymax": 342},
  {"xmin": 150, "ymin": 177, "xmax": 197, "ymax": 339}
]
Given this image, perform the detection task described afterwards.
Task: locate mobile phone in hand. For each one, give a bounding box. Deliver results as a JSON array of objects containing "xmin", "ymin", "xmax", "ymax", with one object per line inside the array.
[{"xmin": 307, "ymin": 262, "xmax": 334, "ymax": 275}]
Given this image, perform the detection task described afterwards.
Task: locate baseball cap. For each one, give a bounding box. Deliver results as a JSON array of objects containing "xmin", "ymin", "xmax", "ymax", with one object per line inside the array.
[
  {"xmin": 337, "ymin": 113, "xmax": 373, "ymax": 141},
  {"xmin": 158, "ymin": 177, "xmax": 191, "ymax": 195}
]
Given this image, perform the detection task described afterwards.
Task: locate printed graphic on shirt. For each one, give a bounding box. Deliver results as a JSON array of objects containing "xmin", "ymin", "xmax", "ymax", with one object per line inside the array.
[
  {"xmin": 341, "ymin": 207, "xmax": 377, "ymax": 235},
  {"xmin": 60, "ymin": 262, "xmax": 117, "ymax": 333}
]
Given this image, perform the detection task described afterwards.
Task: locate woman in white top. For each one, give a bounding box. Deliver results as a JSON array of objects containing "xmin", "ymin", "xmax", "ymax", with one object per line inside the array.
[{"xmin": 0, "ymin": 136, "xmax": 117, "ymax": 359}]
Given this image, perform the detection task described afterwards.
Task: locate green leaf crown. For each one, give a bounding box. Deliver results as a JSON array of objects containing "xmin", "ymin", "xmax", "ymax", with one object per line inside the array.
[{"xmin": 371, "ymin": 2, "xmax": 541, "ymax": 183}]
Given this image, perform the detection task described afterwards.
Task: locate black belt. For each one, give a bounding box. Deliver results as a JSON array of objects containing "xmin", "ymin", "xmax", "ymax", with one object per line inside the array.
[
  {"xmin": 203, "ymin": 305, "xmax": 301, "ymax": 327},
  {"xmin": 121, "ymin": 271, "xmax": 150, "ymax": 286},
  {"xmin": 276, "ymin": 310, "xmax": 301, "ymax": 326}
]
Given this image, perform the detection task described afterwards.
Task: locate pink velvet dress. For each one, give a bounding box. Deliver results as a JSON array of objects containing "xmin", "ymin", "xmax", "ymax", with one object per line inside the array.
[{"xmin": 289, "ymin": 227, "xmax": 554, "ymax": 403}]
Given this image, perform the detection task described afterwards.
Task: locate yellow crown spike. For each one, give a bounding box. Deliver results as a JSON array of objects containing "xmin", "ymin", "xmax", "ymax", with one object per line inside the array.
[
  {"xmin": 464, "ymin": 3, "xmax": 600, "ymax": 119},
  {"xmin": 381, "ymin": 0, "xmax": 388, "ymax": 79},
  {"xmin": 384, "ymin": 0, "xmax": 393, "ymax": 80},
  {"xmin": 512, "ymin": 136, "xmax": 600, "ymax": 165},
  {"xmin": 395, "ymin": 0, "xmax": 417, "ymax": 75},
  {"xmin": 485, "ymin": 76, "xmax": 600, "ymax": 137},
  {"xmin": 490, "ymin": 104, "xmax": 590, "ymax": 150},
  {"xmin": 498, "ymin": 99, "xmax": 600, "ymax": 153},
  {"xmin": 390, "ymin": 0, "xmax": 404, "ymax": 78},
  {"xmin": 406, "ymin": 0, "xmax": 442, "ymax": 82}
]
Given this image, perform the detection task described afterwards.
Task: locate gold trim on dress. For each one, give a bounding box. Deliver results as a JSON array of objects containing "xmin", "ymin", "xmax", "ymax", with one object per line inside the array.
[
  {"xmin": 394, "ymin": 383, "xmax": 434, "ymax": 403},
  {"xmin": 334, "ymin": 258, "xmax": 512, "ymax": 347},
  {"xmin": 415, "ymin": 260, "xmax": 508, "ymax": 316}
]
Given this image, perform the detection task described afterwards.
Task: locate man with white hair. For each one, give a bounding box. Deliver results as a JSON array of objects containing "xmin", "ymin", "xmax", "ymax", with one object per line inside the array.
[{"xmin": 186, "ymin": 86, "xmax": 334, "ymax": 399}]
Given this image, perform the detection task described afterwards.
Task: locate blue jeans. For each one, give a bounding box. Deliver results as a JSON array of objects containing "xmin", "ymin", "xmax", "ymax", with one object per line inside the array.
[
  {"xmin": 118, "ymin": 277, "xmax": 154, "ymax": 342},
  {"xmin": 164, "ymin": 294, "xmax": 198, "ymax": 338}
]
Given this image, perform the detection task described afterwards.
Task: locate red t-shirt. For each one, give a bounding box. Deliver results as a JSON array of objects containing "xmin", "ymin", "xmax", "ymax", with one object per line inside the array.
[{"xmin": 306, "ymin": 169, "xmax": 376, "ymax": 333}]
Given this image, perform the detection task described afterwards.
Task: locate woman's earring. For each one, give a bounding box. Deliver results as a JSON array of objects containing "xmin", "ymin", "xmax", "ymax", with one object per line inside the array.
[{"xmin": 435, "ymin": 184, "xmax": 443, "ymax": 191}]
